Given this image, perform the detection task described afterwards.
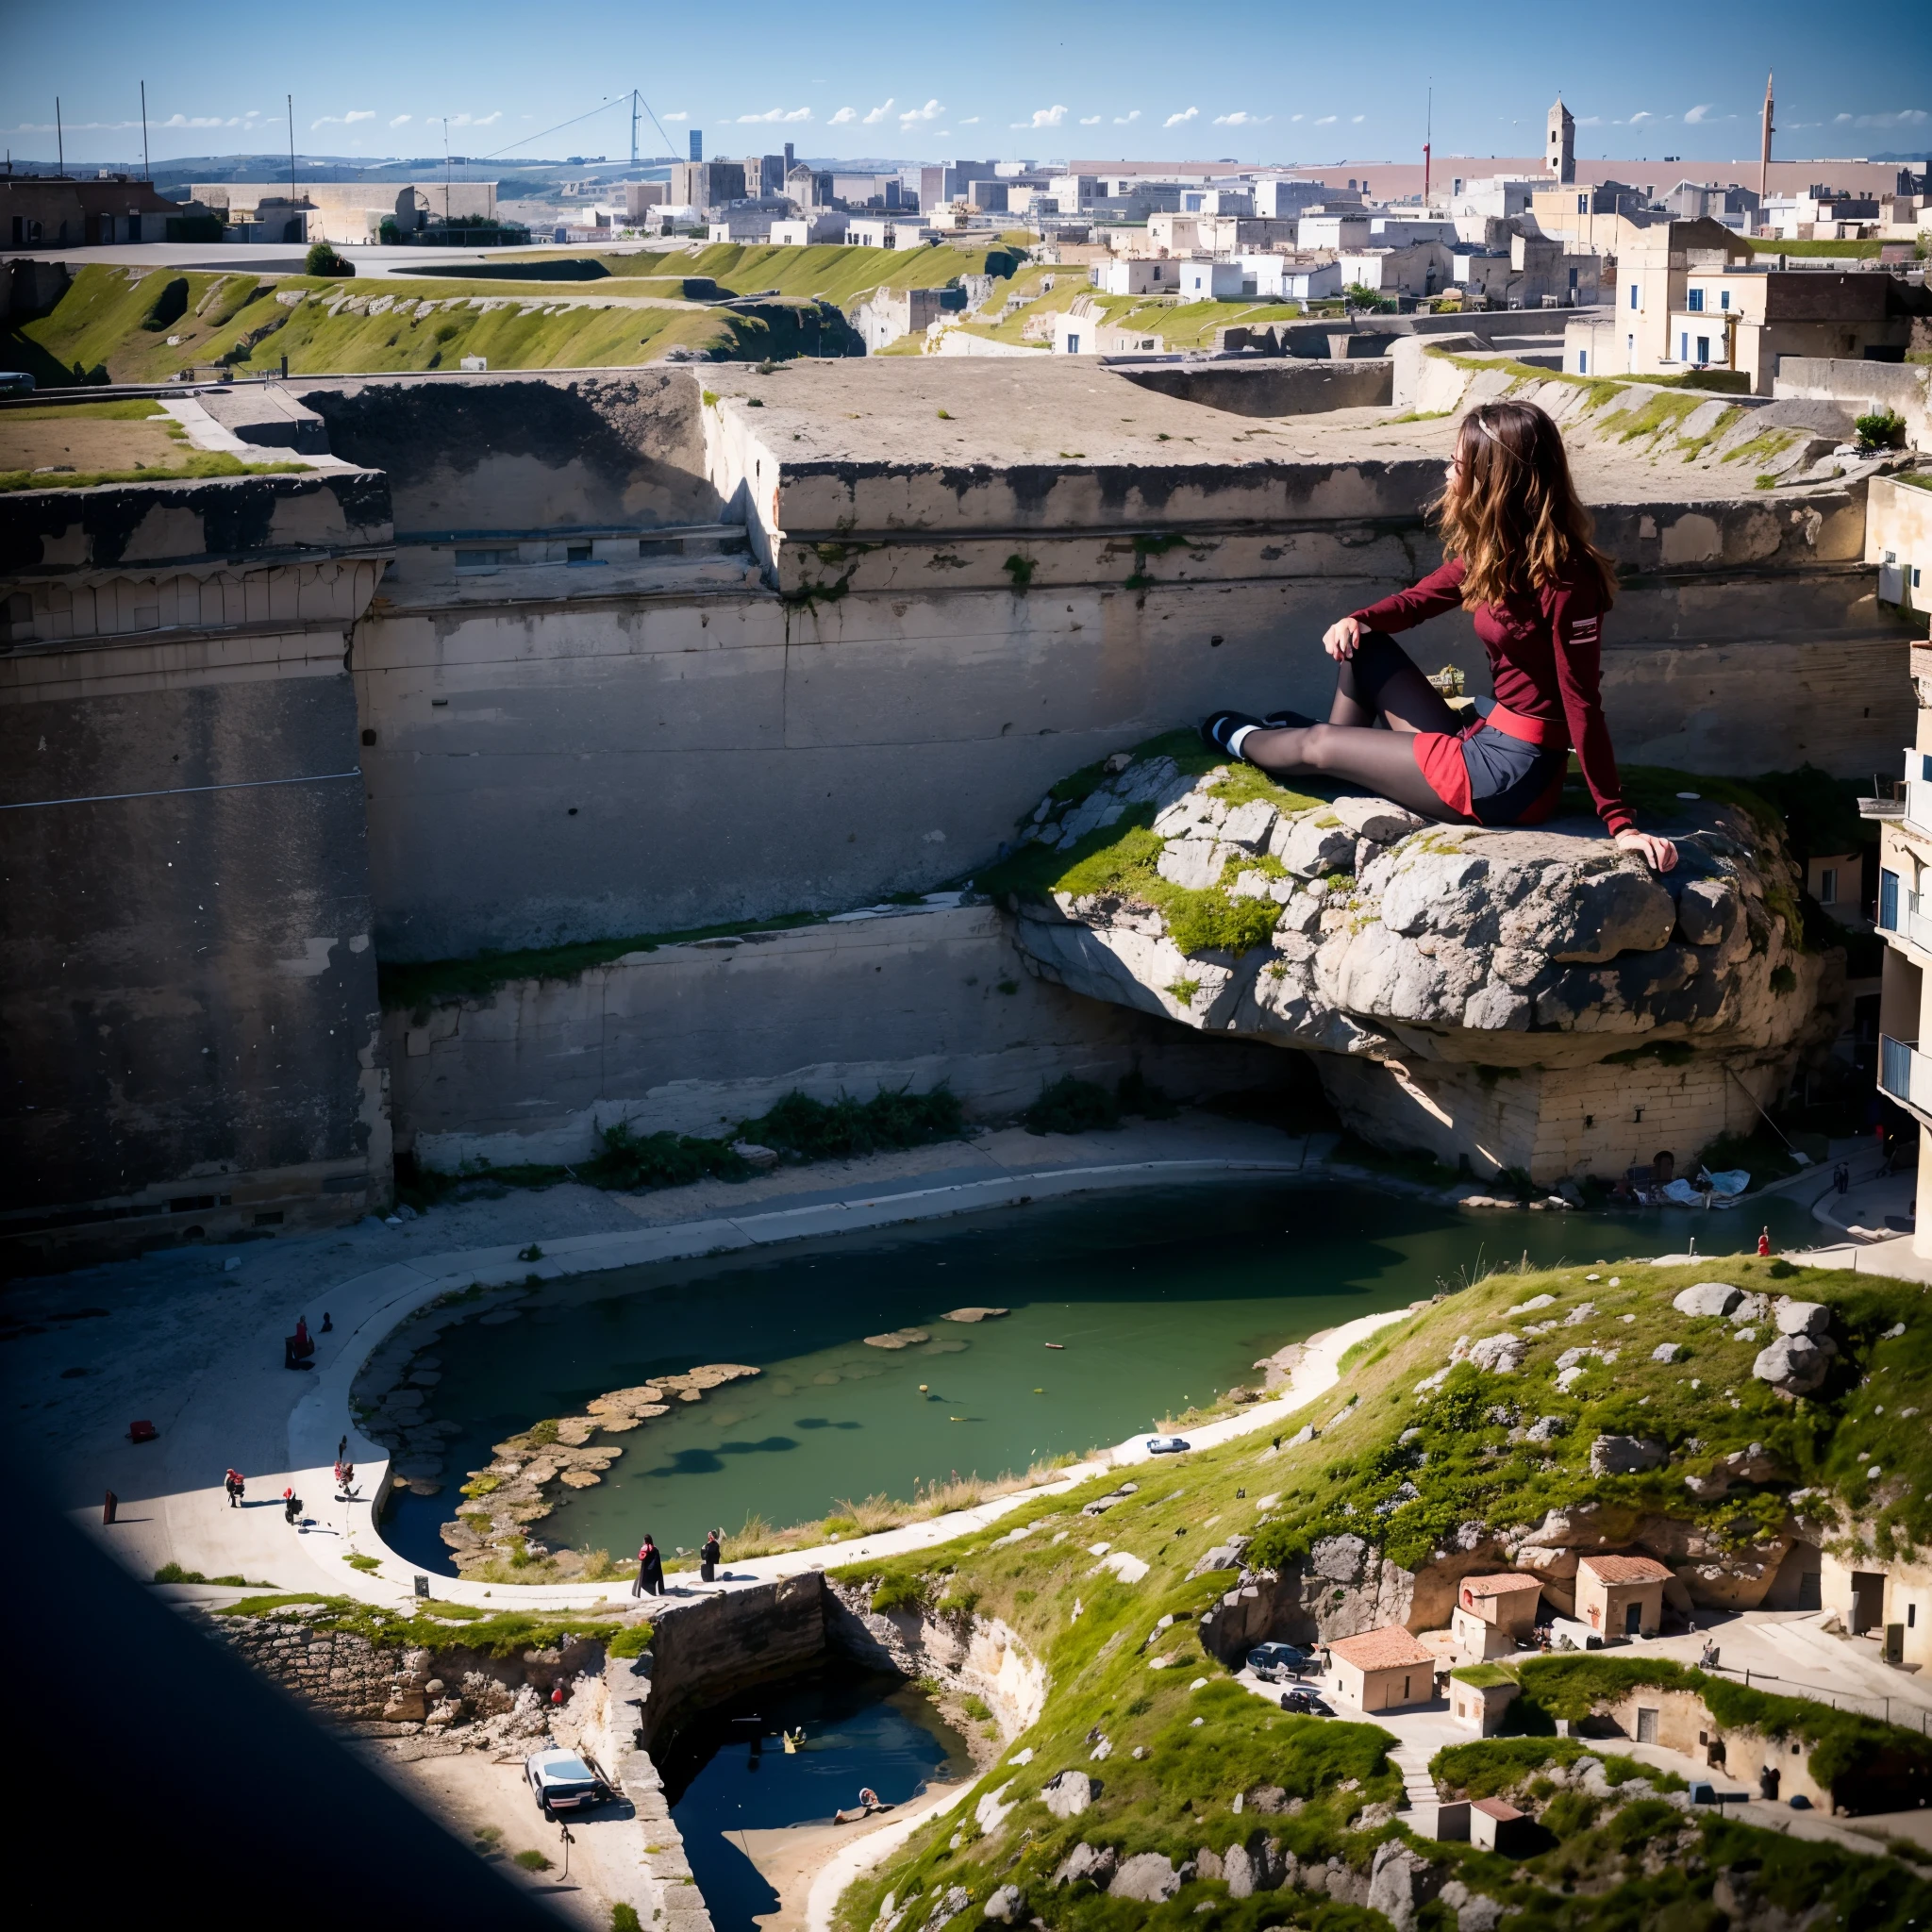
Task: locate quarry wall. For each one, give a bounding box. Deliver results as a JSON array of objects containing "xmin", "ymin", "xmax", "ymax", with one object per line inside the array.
[
  {"xmin": 0, "ymin": 470, "xmax": 394, "ymax": 1268},
  {"xmin": 387, "ymin": 898, "xmax": 1285, "ymax": 1166},
  {"xmin": 326, "ymin": 369, "xmax": 1903, "ymax": 962}
]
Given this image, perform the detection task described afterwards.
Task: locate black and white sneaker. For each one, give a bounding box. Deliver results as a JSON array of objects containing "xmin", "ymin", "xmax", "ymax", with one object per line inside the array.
[
  {"xmin": 1263, "ymin": 708, "xmax": 1317, "ymax": 729},
  {"xmin": 1200, "ymin": 710, "xmax": 1264, "ymax": 758}
]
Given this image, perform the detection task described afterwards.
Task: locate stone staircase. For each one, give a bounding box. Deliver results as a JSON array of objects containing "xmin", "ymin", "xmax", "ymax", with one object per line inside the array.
[{"xmin": 1389, "ymin": 1740, "xmax": 1441, "ymax": 1814}]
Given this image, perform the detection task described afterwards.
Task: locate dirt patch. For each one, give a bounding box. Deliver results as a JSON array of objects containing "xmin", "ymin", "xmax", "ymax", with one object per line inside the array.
[{"xmin": 0, "ymin": 415, "xmax": 186, "ymax": 475}]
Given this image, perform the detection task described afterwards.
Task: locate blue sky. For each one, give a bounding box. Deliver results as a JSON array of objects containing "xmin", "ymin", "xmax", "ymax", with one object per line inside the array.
[{"xmin": 6, "ymin": 0, "xmax": 1928, "ymax": 169}]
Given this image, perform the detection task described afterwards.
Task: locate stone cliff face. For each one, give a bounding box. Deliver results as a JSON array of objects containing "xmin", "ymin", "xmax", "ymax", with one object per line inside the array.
[{"xmin": 1005, "ymin": 750, "xmax": 1840, "ymax": 1182}]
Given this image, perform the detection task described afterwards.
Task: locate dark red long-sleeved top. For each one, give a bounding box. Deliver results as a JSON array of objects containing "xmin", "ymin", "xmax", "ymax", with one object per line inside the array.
[{"xmin": 1348, "ymin": 558, "xmax": 1634, "ymax": 838}]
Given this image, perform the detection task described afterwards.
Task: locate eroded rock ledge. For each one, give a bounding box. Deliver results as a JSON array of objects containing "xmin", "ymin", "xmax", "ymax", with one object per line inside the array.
[{"xmin": 1006, "ymin": 750, "xmax": 1839, "ymax": 1182}]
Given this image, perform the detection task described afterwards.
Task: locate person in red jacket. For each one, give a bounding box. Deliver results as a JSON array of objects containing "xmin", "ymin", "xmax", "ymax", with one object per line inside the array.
[{"xmin": 1202, "ymin": 399, "xmax": 1676, "ymax": 874}]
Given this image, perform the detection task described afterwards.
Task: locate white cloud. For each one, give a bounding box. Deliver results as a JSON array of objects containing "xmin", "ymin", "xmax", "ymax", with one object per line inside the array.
[
  {"xmin": 163, "ymin": 112, "xmax": 241, "ymax": 128},
  {"xmin": 1024, "ymin": 105, "xmax": 1067, "ymax": 128},
  {"xmin": 737, "ymin": 107, "xmax": 813, "ymax": 123},
  {"xmin": 1684, "ymin": 103, "xmax": 1714, "ymax": 124},
  {"xmin": 828, "ymin": 107, "xmax": 857, "ymax": 125},
  {"xmin": 1291, "ymin": 113, "xmax": 1303, "ymax": 122},
  {"xmin": 1214, "ymin": 111, "xmax": 1271, "ymax": 126},
  {"xmin": 861, "ymin": 98, "xmax": 895, "ymax": 125},
  {"xmin": 390, "ymin": 113, "xmax": 411, "ymax": 127},
  {"xmin": 1114, "ymin": 109, "xmax": 1141, "ymax": 125},
  {"xmin": 900, "ymin": 98, "xmax": 944, "ymax": 125},
  {"xmin": 1164, "ymin": 106, "xmax": 1198, "ymax": 127},
  {"xmin": 1079, "ymin": 114, "xmax": 1102, "ymax": 125},
  {"xmin": 441, "ymin": 111, "xmax": 501, "ymax": 128},
  {"xmin": 310, "ymin": 108, "xmax": 375, "ymax": 128},
  {"xmin": 664, "ymin": 110, "xmax": 689, "ymax": 122},
  {"xmin": 1350, "ymin": 113, "xmax": 1364, "ymax": 124},
  {"xmin": 1628, "ymin": 108, "xmax": 1653, "ymax": 124},
  {"xmin": 1314, "ymin": 114, "xmax": 1337, "ymax": 125},
  {"xmin": 1576, "ymin": 114, "xmax": 1602, "ymax": 126},
  {"xmin": 1836, "ymin": 107, "xmax": 1928, "ymax": 125},
  {"xmin": 960, "ymin": 116, "xmax": 980, "ymax": 125}
]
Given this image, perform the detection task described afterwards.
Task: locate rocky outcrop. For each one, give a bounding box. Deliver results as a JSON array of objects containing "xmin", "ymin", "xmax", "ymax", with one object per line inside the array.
[
  {"xmin": 825, "ymin": 1580, "xmax": 1046, "ymax": 1741},
  {"xmin": 1007, "ymin": 751, "xmax": 1839, "ymax": 1181}
]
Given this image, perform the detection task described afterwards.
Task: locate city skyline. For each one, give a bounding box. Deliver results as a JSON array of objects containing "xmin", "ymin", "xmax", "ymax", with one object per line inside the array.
[{"xmin": 5, "ymin": 0, "xmax": 1927, "ymax": 171}]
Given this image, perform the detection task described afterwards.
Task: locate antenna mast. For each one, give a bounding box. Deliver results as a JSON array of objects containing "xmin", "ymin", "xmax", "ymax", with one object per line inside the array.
[
  {"xmin": 631, "ymin": 91, "xmax": 640, "ymax": 169},
  {"xmin": 141, "ymin": 81, "xmax": 150, "ymax": 179}
]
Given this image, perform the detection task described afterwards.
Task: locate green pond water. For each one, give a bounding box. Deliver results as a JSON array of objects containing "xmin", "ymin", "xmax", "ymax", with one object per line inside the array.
[{"xmin": 382, "ymin": 1178, "xmax": 1820, "ymax": 1574}]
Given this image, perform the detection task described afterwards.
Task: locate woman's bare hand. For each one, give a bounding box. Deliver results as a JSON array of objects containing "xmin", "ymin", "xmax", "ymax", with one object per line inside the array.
[
  {"xmin": 1323, "ymin": 616, "xmax": 1362, "ymax": 660},
  {"xmin": 1615, "ymin": 829, "xmax": 1678, "ymax": 874}
]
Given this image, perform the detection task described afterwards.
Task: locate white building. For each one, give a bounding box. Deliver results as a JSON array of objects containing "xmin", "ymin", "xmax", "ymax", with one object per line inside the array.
[
  {"xmin": 847, "ymin": 218, "xmax": 941, "ymax": 251},
  {"xmin": 1297, "ymin": 213, "xmax": 1372, "ymax": 251},
  {"xmin": 1340, "ymin": 242, "xmax": 1452, "ymax": 298},
  {"xmin": 770, "ymin": 213, "xmax": 849, "ymax": 245},
  {"xmin": 1091, "ymin": 258, "xmax": 1178, "ymax": 295},
  {"xmin": 1177, "ymin": 259, "xmax": 1244, "ymax": 300},
  {"xmin": 1237, "ymin": 254, "xmax": 1341, "ymax": 300},
  {"xmin": 1251, "ymin": 178, "xmax": 1334, "ymax": 220},
  {"xmin": 1447, "ymin": 175, "xmax": 1547, "ymax": 221}
]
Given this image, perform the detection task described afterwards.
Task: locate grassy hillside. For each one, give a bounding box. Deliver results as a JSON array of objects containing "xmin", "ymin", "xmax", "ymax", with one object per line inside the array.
[
  {"xmin": 576, "ymin": 240, "xmax": 1024, "ymax": 305},
  {"xmin": 5, "ymin": 246, "xmax": 987, "ymax": 383},
  {"xmin": 828, "ymin": 1250, "xmax": 1932, "ymax": 1931}
]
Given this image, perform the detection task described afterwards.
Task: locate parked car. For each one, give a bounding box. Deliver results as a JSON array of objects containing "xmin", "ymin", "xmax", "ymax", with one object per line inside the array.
[
  {"xmin": 1279, "ymin": 1688, "xmax": 1334, "ymax": 1717},
  {"xmin": 525, "ymin": 1747, "xmax": 612, "ymax": 1817},
  {"xmin": 1145, "ymin": 1436, "xmax": 1191, "ymax": 1456},
  {"xmin": 0, "ymin": 372, "xmax": 35, "ymax": 396},
  {"xmin": 1246, "ymin": 1642, "xmax": 1313, "ymax": 1682}
]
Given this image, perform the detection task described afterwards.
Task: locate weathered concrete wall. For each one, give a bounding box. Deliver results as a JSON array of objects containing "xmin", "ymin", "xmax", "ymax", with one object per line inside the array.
[
  {"xmin": 389, "ymin": 899, "xmax": 1286, "ymax": 1165},
  {"xmin": 0, "ymin": 669, "xmax": 389, "ymax": 1263},
  {"xmin": 627, "ymin": 1574, "xmax": 828, "ymax": 1753},
  {"xmin": 1777, "ymin": 357, "xmax": 1932, "ymax": 453},
  {"xmin": 343, "ymin": 358, "xmax": 1904, "ymax": 958},
  {"xmin": 299, "ymin": 371, "xmax": 721, "ymax": 536},
  {"xmin": 1116, "ymin": 360, "xmax": 1392, "ymax": 416},
  {"xmin": 0, "ymin": 471, "xmax": 393, "ymax": 1268},
  {"xmin": 1316, "ymin": 1053, "xmax": 1785, "ymax": 1188}
]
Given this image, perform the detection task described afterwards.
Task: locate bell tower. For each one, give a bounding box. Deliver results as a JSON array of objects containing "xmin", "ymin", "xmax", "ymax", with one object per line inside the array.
[{"xmin": 1547, "ymin": 95, "xmax": 1575, "ymax": 184}]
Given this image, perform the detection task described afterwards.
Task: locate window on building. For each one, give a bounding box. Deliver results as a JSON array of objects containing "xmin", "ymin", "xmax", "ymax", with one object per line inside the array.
[
  {"xmin": 1819, "ymin": 869, "xmax": 1839, "ymax": 905},
  {"xmin": 1911, "ymin": 1604, "xmax": 1919, "ymax": 1628},
  {"xmin": 1679, "ymin": 331, "xmax": 1689, "ymax": 361},
  {"xmin": 1578, "ymin": 351, "xmax": 1588, "ymax": 374},
  {"xmin": 1065, "ymin": 333, "xmax": 1080, "ymax": 353},
  {"xmin": 1720, "ymin": 289, "xmax": 1731, "ymax": 310},
  {"xmin": 1688, "ymin": 288, "xmax": 1705, "ymax": 312},
  {"xmin": 1881, "ymin": 868, "xmax": 1900, "ymax": 930},
  {"xmin": 1629, "ymin": 284, "xmax": 1639, "ymax": 309},
  {"xmin": 1696, "ymin": 336, "xmax": 1710, "ymax": 364}
]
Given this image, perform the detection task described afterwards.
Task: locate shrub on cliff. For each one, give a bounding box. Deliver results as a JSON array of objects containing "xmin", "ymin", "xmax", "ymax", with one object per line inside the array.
[{"xmin": 303, "ymin": 242, "xmax": 355, "ymax": 278}]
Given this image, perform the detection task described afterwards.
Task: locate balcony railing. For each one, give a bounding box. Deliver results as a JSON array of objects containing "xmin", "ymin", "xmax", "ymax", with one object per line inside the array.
[{"xmin": 1879, "ymin": 1035, "xmax": 1932, "ymax": 1114}]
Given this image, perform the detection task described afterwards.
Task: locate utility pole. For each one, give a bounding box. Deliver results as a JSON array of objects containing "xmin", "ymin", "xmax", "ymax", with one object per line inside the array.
[
  {"xmin": 56, "ymin": 96, "xmax": 63, "ymax": 176},
  {"xmin": 288, "ymin": 93, "xmax": 296, "ymax": 206},
  {"xmin": 141, "ymin": 80, "xmax": 150, "ymax": 180},
  {"xmin": 1423, "ymin": 82, "xmax": 1432, "ymax": 207},
  {"xmin": 1759, "ymin": 73, "xmax": 1774, "ymax": 206},
  {"xmin": 631, "ymin": 90, "xmax": 640, "ymax": 170},
  {"xmin": 443, "ymin": 118, "xmax": 452, "ymax": 226}
]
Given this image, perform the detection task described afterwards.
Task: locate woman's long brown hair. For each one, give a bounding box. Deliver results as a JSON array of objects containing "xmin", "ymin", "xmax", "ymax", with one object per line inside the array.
[{"xmin": 1435, "ymin": 399, "xmax": 1618, "ymax": 609}]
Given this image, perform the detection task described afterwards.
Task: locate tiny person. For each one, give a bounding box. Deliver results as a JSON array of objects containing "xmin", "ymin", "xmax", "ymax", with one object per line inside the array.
[
  {"xmin": 1201, "ymin": 400, "xmax": 1676, "ymax": 875},
  {"xmin": 225, "ymin": 1467, "xmax": 245, "ymax": 1508},
  {"xmin": 1757, "ymin": 1227, "xmax": 1772, "ymax": 1258},
  {"xmin": 283, "ymin": 1486, "xmax": 303, "ymax": 1526},
  {"xmin": 858, "ymin": 1787, "xmax": 881, "ymax": 1814},
  {"xmin": 701, "ymin": 1528, "xmax": 722, "ymax": 1584},
  {"xmin": 635, "ymin": 1535, "xmax": 665, "ymax": 1598}
]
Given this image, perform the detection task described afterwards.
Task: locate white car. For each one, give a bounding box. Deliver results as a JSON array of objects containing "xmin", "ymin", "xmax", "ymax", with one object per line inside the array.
[
  {"xmin": 1145, "ymin": 1436, "xmax": 1191, "ymax": 1456},
  {"xmin": 525, "ymin": 1747, "xmax": 611, "ymax": 1817}
]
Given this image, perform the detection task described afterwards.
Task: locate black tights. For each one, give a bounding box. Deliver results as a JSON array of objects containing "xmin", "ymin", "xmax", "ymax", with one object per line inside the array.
[{"xmin": 1239, "ymin": 631, "xmax": 1463, "ymax": 820}]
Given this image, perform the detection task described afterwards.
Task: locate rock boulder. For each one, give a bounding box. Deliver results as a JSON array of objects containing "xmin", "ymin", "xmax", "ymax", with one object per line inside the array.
[
  {"xmin": 1108, "ymin": 1854, "xmax": 1182, "ymax": 1904},
  {"xmin": 1008, "ymin": 753, "xmax": 1835, "ymax": 1182},
  {"xmin": 1674, "ymin": 1282, "xmax": 1743, "ymax": 1319},
  {"xmin": 1754, "ymin": 1334, "xmax": 1830, "ymax": 1397}
]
